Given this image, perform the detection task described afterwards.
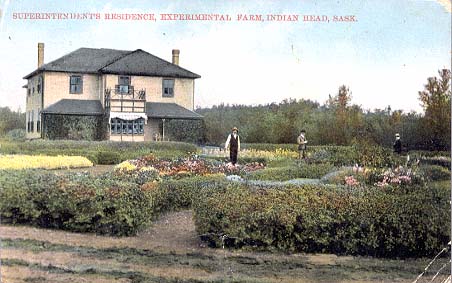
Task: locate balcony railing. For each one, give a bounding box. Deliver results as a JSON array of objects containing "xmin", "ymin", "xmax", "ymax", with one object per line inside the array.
[{"xmin": 105, "ymin": 86, "xmax": 146, "ymax": 113}]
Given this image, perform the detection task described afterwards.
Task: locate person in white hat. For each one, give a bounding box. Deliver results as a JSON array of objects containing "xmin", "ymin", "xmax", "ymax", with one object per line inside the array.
[
  {"xmin": 225, "ymin": 127, "xmax": 240, "ymax": 165},
  {"xmin": 393, "ymin": 133, "xmax": 402, "ymax": 154}
]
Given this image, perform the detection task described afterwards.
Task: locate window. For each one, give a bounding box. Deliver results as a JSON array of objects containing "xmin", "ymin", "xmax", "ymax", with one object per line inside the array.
[
  {"xmin": 37, "ymin": 76, "xmax": 43, "ymax": 94},
  {"xmin": 37, "ymin": 108, "xmax": 41, "ymax": 132},
  {"xmin": 70, "ymin": 75, "xmax": 83, "ymax": 94},
  {"xmin": 30, "ymin": 110, "xmax": 34, "ymax": 132},
  {"xmin": 162, "ymin": 79, "xmax": 174, "ymax": 97},
  {"xmin": 118, "ymin": 76, "xmax": 130, "ymax": 94},
  {"xmin": 110, "ymin": 118, "xmax": 144, "ymax": 135}
]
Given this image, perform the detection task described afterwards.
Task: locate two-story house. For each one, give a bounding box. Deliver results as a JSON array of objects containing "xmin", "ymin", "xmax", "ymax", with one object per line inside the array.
[{"xmin": 24, "ymin": 43, "xmax": 202, "ymax": 141}]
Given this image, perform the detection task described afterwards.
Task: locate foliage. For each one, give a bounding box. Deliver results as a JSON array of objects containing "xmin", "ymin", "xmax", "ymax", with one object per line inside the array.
[
  {"xmin": 420, "ymin": 156, "xmax": 451, "ymax": 170},
  {"xmin": 0, "ymin": 170, "xmax": 156, "ymax": 236},
  {"xmin": 245, "ymin": 163, "xmax": 334, "ymax": 181},
  {"xmin": 420, "ymin": 165, "xmax": 450, "ymax": 181},
  {"xmin": 0, "ymin": 107, "xmax": 25, "ymax": 136},
  {"xmin": 120, "ymin": 154, "xmax": 265, "ymax": 179},
  {"xmin": 96, "ymin": 151, "xmax": 121, "ymax": 165},
  {"xmin": 193, "ymin": 182, "xmax": 450, "ymax": 258},
  {"xmin": 6, "ymin": 129, "xmax": 26, "ymax": 141},
  {"xmin": 43, "ymin": 114, "xmax": 106, "ymax": 141},
  {"xmin": 418, "ymin": 69, "xmax": 451, "ymax": 150},
  {"xmin": 0, "ymin": 154, "xmax": 93, "ymax": 170},
  {"xmin": 166, "ymin": 119, "xmax": 207, "ymax": 144}
]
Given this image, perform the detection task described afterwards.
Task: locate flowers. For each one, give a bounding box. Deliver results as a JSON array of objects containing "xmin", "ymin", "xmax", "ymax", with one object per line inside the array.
[
  {"xmin": 374, "ymin": 166, "xmax": 414, "ymax": 187},
  {"xmin": 344, "ymin": 175, "xmax": 360, "ymax": 186},
  {"xmin": 0, "ymin": 154, "xmax": 93, "ymax": 170},
  {"xmin": 115, "ymin": 161, "xmax": 137, "ymax": 172},
  {"xmin": 202, "ymin": 148, "xmax": 298, "ymax": 160},
  {"xmin": 116, "ymin": 154, "xmax": 265, "ymax": 178}
]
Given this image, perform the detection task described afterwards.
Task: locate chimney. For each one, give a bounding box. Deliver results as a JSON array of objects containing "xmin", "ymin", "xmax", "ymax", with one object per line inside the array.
[
  {"xmin": 172, "ymin": 49, "xmax": 180, "ymax": 65},
  {"xmin": 38, "ymin": 43, "xmax": 44, "ymax": 68}
]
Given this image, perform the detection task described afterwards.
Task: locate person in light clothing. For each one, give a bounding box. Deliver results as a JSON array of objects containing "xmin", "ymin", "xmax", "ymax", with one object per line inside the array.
[
  {"xmin": 225, "ymin": 127, "xmax": 240, "ymax": 165},
  {"xmin": 297, "ymin": 129, "xmax": 308, "ymax": 159}
]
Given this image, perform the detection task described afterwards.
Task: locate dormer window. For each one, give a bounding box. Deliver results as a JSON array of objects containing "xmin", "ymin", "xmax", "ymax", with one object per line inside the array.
[
  {"xmin": 118, "ymin": 76, "xmax": 130, "ymax": 94},
  {"xmin": 69, "ymin": 75, "xmax": 83, "ymax": 94},
  {"xmin": 162, "ymin": 79, "xmax": 174, "ymax": 97}
]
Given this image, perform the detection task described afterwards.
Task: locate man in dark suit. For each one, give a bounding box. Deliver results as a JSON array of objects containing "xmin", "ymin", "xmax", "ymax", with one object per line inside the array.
[{"xmin": 225, "ymin": 127, "xmax": 240, "ymax": 165}]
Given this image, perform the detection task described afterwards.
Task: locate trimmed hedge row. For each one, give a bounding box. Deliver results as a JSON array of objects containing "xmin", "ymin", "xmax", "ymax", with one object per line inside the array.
[
  {"xmin": 0, "ymin": 170, "xmax": 158, "ymax": 236},
  {"xmin": 0, "ymin": 140, "xmax": 197, "ymax": 165},
  {"xmin": 420, "ymin": 165, "xmax": 451, "ymax": 181},
  {"xmin": 420, "ymin": 157, "xmax": 451, "ymax": 170},
  {"xmin": 0, "ymin": 170, "xmax": 226, "ymax": 236},
  {"xmin": 193, "ymin": 183, "xmax": 450, "ymax": 258},
  {"xmin": 245, "ymin": 163, "xmax": 334, "ymax": 181}
]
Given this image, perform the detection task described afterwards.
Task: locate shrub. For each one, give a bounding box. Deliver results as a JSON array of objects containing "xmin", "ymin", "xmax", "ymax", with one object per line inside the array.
[
  {"xmin": 6, "ymin": 129, "xmax": 26, "ymax": 141},
  {"xmin": 309, "ymin": 144, "xmax": 399, "ymax": 168},
  {"xmin": 96, "ymin": 151, "xmax": 121, "ymax": 165},
  {"xmin": 0, "ymin": 170, "xmax": 156, "ymax": 236},
  {"xmin": 420, "ymin": 165, "xmax": 450, "ymax": 181},
  {"xmin": 193, "ymin": 183, "xmax": 450, "ymax": 258},
  {"xmin": 245, "ymin": 163, "xmax": 334, "ymax": 181},
  {"xmin": 420, "ymin": 156, "xmax": 451, "ymax": 169}
]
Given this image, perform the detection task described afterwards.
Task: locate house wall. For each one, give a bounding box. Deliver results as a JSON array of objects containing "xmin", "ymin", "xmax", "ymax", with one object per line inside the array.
[
  {"xmin": 25, "ymin": 74, "xmax": 43, "ymax": 139},
  {"xmin": 43, "ymin": 72, "xmax": 101, "ymax": 107},
  {"xmin": 104, "ymin": 75, "xmax": 194, "ymax": 110}
]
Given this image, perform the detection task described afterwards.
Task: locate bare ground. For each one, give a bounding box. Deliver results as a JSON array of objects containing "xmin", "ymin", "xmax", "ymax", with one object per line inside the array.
[{"xmin": 0, "ymin": 210, "xmax": 447, "ymax": 283}]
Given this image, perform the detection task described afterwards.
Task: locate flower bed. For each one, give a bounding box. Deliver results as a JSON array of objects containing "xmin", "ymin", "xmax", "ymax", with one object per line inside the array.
[
  {"xmin": 0, "ymin": 154, "xmax": 93, "ymax": 170},
  {"xmin": 115, "ymin": 154, "xmax": 265, "ymax": 178}
]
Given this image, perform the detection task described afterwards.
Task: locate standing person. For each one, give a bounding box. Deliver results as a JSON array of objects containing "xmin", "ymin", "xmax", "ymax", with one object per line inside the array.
[
  {"xmin": 225, "ymin": 127, "xmax": 240, "ymax": 165},
  {"xmin": 297, "ymin": 130, "xmax": 308, "ymax": 159},
  {"xmin": 393, "ymin": 133, "xmax": 402, "ymax": 154}
]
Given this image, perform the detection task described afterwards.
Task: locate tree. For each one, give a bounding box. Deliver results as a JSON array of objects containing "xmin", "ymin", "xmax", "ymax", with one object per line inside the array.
[
  {"xmin": 418, "ymin": 69, "xmax": 451, "ymax": 150},
  {"xmin": 0, "ymin": 107, "xmax": 26, "ymax": 136},
  {"xmin": 326, "ymin": 85, "xmax": 353, "ymax": 145}
]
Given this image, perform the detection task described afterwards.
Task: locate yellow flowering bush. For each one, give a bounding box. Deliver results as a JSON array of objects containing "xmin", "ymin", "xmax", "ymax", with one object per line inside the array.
[
  {"xmin": 240, "ymin": 148, "xmax": 298, "ymax": 160},
  {"xmin": 114, "ymin": 161, "xmax": 137, "ymax": 172},
  {"xmin": 0, "ymin": 154, "xmax": 93, "ymax": 170},
  {"xmin": 203, "ymin": 147, "xmax": 297, "ymax": 160}
]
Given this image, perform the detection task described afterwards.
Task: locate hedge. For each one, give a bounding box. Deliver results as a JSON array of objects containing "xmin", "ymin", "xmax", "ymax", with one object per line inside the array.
[
  {"xmin": 0, "ymin": 170, "xmax": 227, "ymax": 236},
  {"xmin": 0, "ymin": 170, "xmax": 157, "ymax": 236},
  {"xmin": 193, "ymin": 183, "xmax": 450, "ymax": 258},
  {"xmin": 420, "ymin": 165, "xmax": 451, "ymax": 181},
  {"xmin": 245, "ymin": 163, "xmax": 334, "ymax": 181}
]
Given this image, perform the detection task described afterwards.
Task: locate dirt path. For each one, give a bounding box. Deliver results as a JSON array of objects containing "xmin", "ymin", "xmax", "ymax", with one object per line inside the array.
[{"xmin": 0, "ymin": 210, "xmax": 444, "ymax": 283}]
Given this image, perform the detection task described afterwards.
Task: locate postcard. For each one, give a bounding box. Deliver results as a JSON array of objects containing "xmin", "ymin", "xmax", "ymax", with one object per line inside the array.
[{"xmin": 0, "ymin": 1, "xmax": 451, "ymax": 282}]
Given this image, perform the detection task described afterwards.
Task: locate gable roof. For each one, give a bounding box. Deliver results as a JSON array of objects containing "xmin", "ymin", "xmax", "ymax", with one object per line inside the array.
[
  {"xmin": 146, "ymin": 102, "xmax": 203, "ymax": 120},
  {"xmin": 24, "ymin": 48, "xmax": 201, "ymax": 79},
  {"xmin": 41, "ymin": 99, "xmax": 104, "ymax": 115}
]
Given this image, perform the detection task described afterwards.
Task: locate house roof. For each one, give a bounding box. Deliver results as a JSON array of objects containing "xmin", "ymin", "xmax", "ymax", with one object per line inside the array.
[
  {"xmin": 146, "ymin": 102, "xmax": 203, "ymax": 120},
  {"xmin": 24, "ymin": 48, "xmax": 201, "ymax": 79},
  {"xmin": 101, "ymin": 49, "xmax": 201, "ymax": 78},
  {"xmin": 41, "ymin": 99, "xmax": 104, "ymax": 115}
]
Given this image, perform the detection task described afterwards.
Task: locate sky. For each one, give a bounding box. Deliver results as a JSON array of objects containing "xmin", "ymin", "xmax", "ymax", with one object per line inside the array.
[{"xmin": 0, "ymin": 0, "xmax": 450, "ymax": 113}]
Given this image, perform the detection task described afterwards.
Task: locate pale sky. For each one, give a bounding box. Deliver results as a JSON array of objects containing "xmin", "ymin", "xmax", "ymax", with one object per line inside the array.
[{"xmin": 0, "ymin": 0, "xmax": 450, "ymax": 113}]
